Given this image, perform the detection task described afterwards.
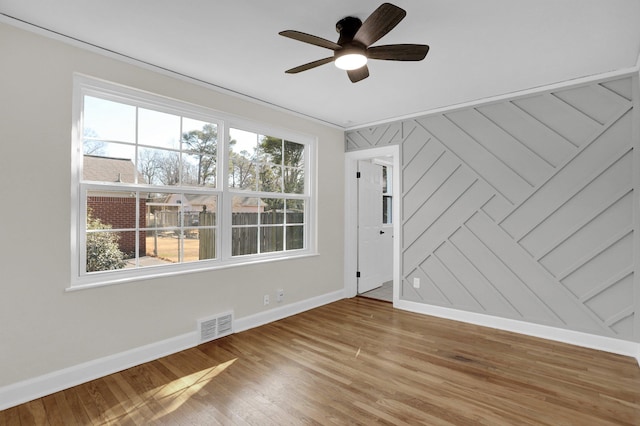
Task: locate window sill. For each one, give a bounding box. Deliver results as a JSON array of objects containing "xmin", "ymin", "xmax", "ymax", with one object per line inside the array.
[{"xmin": 67, "ymin": 251, "xmax": 319, "ymax": 292}]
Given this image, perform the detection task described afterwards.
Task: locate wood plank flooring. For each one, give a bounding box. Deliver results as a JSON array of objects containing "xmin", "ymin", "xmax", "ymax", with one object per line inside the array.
[{"xmin": 2, "ymin": 297, "xmax": 639, "ymax": 425}]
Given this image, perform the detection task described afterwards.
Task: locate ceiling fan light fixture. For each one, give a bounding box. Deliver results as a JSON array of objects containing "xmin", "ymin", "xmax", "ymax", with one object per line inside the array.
[
  {"xmin": 280, "ymin": 3, "xmax": 428, "ymax": 82},
  {"xmin": 334, "ymin": 52, "xmax": 367, "ymax": 70}
]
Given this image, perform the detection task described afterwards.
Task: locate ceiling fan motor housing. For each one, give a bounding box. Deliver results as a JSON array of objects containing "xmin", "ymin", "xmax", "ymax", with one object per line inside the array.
[{"xmin": 336, "ymin": 16, "xmax": 362, "ymax": 44}]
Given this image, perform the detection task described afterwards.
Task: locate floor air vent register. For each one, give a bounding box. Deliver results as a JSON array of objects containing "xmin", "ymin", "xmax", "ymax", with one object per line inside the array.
[{"xmin": 198, "ymin": 311, "xmax": 233, "ymax": 343}]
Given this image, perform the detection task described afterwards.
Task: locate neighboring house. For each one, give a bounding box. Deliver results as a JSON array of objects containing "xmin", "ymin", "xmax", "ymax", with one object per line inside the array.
[
  {"xmin": 162, "ymin": 194, "xmax": 262, "ymax": 215},
  {"xmin": 231, "ymin": 196, "xmax": 264, "ymax": 213},
  {"xmin": 83, "ymin": 155, "xmax": 147, "ymax": 256},
  {"xmin": 164, "ymin": 193, "xmax": 262, "ymax": 211}
]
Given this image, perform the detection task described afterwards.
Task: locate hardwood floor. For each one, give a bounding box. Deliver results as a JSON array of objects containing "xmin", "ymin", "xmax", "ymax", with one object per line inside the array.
[{"xmin": 3, "ymin": 297, "xmax": 640, "ymax": 425}]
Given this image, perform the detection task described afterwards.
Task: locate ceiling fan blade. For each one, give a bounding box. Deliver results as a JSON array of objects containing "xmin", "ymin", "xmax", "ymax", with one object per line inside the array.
[
  {"xmin": 347, "ymin": 65, "xmax": 369, "ymax": 83},
  {"xmin": 367, "ymin": 44, "xmax": 429, "ymax": 61},
  {"xmin": 285, "ymin": 57, "xmax": 334, "ymax": 74},
  {"xmin": 354, "ymin": 3, "xmax": 406, "ymax": 47},
  {"xmin": 279, "ymin": 30, "xmax": 341, "ymax": 50}
]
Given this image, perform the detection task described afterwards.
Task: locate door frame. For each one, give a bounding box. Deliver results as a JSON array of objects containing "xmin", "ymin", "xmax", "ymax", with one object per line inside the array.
[{"xmin": 344, "ymin": 145, "xmax": 400, "ymax": 302}]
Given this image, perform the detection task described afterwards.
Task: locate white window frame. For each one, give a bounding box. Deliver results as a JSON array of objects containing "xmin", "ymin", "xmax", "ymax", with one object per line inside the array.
[{"xmin": 70, "ymin": 74, "xmax": 317, "ymax": 290}]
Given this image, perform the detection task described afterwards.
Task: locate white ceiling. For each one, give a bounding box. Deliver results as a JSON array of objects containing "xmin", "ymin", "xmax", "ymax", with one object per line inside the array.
[{"xmin": 2, "ymin": 0, "xmax": 639, "ymax": 129}]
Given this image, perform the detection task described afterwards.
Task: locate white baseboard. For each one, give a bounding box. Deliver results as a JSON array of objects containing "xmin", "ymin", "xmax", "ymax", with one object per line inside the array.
[
  {"xmin": 234, "ymin": 289, "xmax": 346, "ymax": 333},
  {"xmin": 0, "ymin": 332, "xmax": 199, "ymax": 411},
  {"xmin": 395, "ymin": 300, "xmax": 640, "ymax": 366},
  {"xmin": 0, "ymin": 289, "xmax": 346, "ymax": 411}
]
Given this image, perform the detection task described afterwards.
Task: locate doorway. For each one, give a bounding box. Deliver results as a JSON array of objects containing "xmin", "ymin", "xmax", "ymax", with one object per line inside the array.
[
  {"xmin": 344, "ymin": 145, "xmax": 400, "ymax": 303},
  {"xmin": 357, "ymin": 158, "xmax": 393, "ymax": 300}
]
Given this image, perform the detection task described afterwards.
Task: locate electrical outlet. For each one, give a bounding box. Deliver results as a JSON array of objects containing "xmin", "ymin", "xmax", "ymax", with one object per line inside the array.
[
  {"xmin": 413, "ymin": 277, "xmax": 420, "ymax": 289},
  {"xmin": 263, "ymin": 294, "xmax": 270, "ymax": 306},
  {"xmin": 276, "ymin": 289, "xmax": 284, "ymax": 303}
]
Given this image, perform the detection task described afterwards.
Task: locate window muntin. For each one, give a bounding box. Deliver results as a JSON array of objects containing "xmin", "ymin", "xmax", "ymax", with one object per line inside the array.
[{"xmin": 73, "ymin": 77, "xmax": 314, "ymax": 288}]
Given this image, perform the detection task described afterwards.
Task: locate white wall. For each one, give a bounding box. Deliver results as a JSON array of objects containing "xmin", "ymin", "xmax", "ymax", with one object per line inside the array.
[{"xmin": 0, "ymin": 21, "xmax": 345, "ymax": 395}]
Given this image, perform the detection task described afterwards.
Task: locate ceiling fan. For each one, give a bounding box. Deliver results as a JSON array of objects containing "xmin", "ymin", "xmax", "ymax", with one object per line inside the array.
[{"xmin": 279, "ymin": 3, "xmax": 429, "ymax": 83}]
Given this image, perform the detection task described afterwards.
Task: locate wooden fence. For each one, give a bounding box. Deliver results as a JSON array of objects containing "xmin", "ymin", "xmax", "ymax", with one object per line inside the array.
[
  {"xmin": 200, "ymin": 211, "xmax": 304, "ymax": 258},
  {"xmin": 199, "ymin": 211, "xmax": 216, "ymax": 260},
  {"xmin": 143, "ymin": 211, "xmax": 303, "ymax": 260}
]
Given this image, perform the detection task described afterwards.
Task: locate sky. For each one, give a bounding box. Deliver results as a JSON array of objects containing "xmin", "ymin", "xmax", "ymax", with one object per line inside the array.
[{"xmin": 83, "ymin": 95, "xmax": 262, "ymax": 161}]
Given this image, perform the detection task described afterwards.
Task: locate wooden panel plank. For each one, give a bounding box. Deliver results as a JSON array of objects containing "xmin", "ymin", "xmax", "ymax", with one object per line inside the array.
[
  {"xmin": 351, "ymin": 128, "xmax": 380, "ymax": 148},
  {"xmin": 402, "ymin": 136, "xmax": 444, "ymax": 195},
  {"xmin": 449, "ymin": 226, "xmax": 560, "ymax": 324},
  {"xmin": 519, "ymin": 151, "xmax": 633, "ymax": 258},
  {"xmin": 553, "ymin": 84, "xmax": 631, "ymax": 125},
  {"xmin": 500, "ymin": 111, "xmax": 632, "ymax": 239},
  {"xmin": 402, "ymin": 150, "xmax": 457, "ymax": 220},
  {"xmin": 351, "ymin": 123, "xmax": 401, "ymax": 149},
  {"xmin": 466, "ymin": 211, "xmax": 610, "ymax": 334},
  {"xmin": 538, "ymin": 191, "xmax": 633, "ymax": 276},
  {"xmin": 400, "ymin": 120, "xmax": 429, "ymax": 161},
  {"xmin": 561, "ymin": 232, "xmax": 634, "ymax": 300},
  {"xmin": 481, "ymin": 194, "xmax": 512, "ymax": 222},
  {"xmin": 402, "ymin": 179, "xmax": 492, "ymax": 271},
  {"xmin": 579, "ymin": 267, "xmax": 633, "ymax": 305},
  {"xmin": 404, "ymin": 165, "xmax": 475, "ymax": 245},
  {"xmin": 345, "ymin": 132, "xmax": 367, "ymax": 151},
  {"xmin": 401, "ymin": 278, "xmax": 422, "ymax": 302},
  {"xmin": 585, "ymin": 273, "xmax": 634, "ymax": 324},
  {"xmin": 420, "ymin": 254, "xmax": 484, "ymax": 310},
  {"xmin": 601, "ymin": 77, "xmax": 633, "ymax": 101},
  {"xmin": 446, "ymin": 108, "xmax": 554, "ymax": 185},
  {"xmin": 476, "ymin": 101, "xmax": 575, "ymax": 167},
  {"xmin": 417, "ymin": 115, "xmax": 529, "ymax": 203},
  {"xmin": 434, "ymin": 241, "xmax": 518, "ymax": 316},
  {"xmin": 401, "ymin": 268, "xmax": 450, "ymax": 305},
  {"xmin": 611, "ymin": 312, "xmax": 634, "ymax": 336},
  {"xmin": 512, "ymin": 94, "xmax": 601, "ymax": 146}
]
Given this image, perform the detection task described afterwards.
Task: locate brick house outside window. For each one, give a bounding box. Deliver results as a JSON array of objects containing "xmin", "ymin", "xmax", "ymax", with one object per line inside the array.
[{"xmin": 84, "ymin": 155, "xmax": 146, "ymax": 256}]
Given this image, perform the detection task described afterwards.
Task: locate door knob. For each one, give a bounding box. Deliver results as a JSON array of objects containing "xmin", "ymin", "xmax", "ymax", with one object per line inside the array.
[{"xmin": 379, "ymin": 230, "xmax": 385, "ymax": 235}]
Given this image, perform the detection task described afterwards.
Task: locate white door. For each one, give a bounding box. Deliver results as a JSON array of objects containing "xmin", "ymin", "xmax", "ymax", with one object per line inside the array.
[{"xmin": 357, "ymin": 160, "xmax": 385, "ymax": 293}]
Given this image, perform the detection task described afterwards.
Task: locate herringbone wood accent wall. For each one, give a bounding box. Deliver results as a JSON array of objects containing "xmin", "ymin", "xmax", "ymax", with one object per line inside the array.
[{"xmin": 346, "ymin": 76, "xmax": 636, "ymax": 340}]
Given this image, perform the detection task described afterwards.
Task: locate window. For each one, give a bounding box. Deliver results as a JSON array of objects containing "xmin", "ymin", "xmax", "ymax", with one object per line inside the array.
[
  {"xmin": 382, "ymin": 165, "xmax": 392, "ymax": 225},
  {"xmin": 228, "ymin": 128, "xmax": 305, "ymax": 256},
  {"xmin": 72, "ymin": 76, "xmax": 315, "ymax": 288}
]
